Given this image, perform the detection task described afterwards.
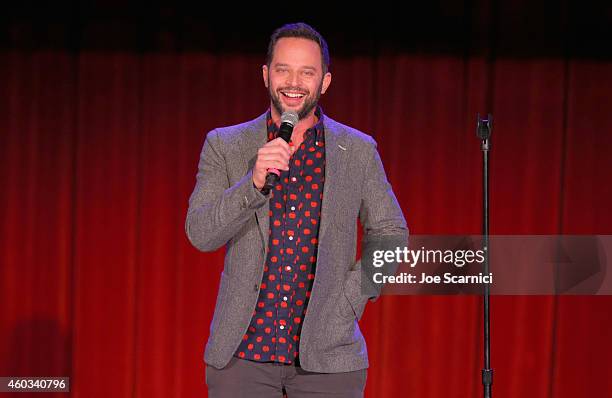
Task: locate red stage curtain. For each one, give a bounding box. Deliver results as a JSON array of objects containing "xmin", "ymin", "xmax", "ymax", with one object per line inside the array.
[{"xmin": 1, "ymin": 51, "xmax": 611, "ymax": 397}]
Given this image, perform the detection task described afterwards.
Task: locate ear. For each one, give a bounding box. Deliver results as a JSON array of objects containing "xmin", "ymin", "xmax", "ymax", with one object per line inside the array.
[
  {"xmin": 262, "ymin": 65, "xmax": 269, "ymax": 88},
  {"xmin": 320, "ymin": 72, "xmax": 332, "ymax": 94}
]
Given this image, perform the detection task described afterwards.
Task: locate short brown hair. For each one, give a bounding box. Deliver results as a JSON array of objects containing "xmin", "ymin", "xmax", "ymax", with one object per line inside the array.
[{"xmin": 266, "ymin": 22, "xmax": 330, "ymax": 74}]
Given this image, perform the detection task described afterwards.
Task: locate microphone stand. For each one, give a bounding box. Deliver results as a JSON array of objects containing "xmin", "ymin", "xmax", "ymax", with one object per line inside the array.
[{"xmin": 477, "ymin": 114, "xmax": 493, "ymax": 398}]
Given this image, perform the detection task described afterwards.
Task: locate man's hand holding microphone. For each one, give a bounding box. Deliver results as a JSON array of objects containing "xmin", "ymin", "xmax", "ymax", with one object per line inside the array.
[{"xmin": 252, "ymin": 111, "xmax": 299, "ymax": 195}]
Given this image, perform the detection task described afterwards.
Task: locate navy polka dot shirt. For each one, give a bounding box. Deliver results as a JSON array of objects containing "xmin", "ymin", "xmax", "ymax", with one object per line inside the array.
[{"xmin": 234, "ymin": 107, "xmax": 326, "ymax": 364}]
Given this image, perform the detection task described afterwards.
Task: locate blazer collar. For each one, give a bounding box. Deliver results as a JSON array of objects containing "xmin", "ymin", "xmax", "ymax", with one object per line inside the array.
[{"xmin": 239, "ymin": 112, "xmax": 350, "ymax": 250}]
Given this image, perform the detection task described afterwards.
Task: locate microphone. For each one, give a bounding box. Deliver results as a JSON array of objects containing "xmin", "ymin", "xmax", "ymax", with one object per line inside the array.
[{"xmin": 260, "ymin": 111, "xmax": 299, "ymax": 195}]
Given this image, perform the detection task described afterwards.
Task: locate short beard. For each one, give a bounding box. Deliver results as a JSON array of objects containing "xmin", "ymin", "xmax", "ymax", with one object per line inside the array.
[{"xmin": 269, "ymin": 75, "xmax": 323, "ymax": 120}]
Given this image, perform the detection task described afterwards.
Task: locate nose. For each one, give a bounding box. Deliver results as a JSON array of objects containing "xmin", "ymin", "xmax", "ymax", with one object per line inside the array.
[{"xmin": 286, "ymin": 71, "xmax": 301, "ymax": 88}]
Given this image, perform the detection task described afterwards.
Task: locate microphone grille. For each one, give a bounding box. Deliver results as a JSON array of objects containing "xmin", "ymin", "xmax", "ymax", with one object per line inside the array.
[{"xmin": 281, "ymin": 111, "xmax": 299, "ymax": 126}]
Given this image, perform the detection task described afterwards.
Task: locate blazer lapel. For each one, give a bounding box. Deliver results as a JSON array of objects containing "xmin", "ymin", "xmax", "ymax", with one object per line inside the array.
[
  {"xmin": 238, "ymin": 113, "xmax": 270, "ymax": 251},
  {"xmin": 237, "ymin": 114, "xmax": 349, "ymax": 249},
  {"xmin": 319, "ymin": 120, "xmax": 349, "ymax": 239}
]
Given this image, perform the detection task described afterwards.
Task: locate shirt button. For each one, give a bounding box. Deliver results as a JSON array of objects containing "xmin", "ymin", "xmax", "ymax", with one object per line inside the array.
[
  {"xmin": 291, "ymin": 177, "xmax": 297, "ymax": 182},
  {"xmin": 283, "ymin": 296, "xmax": 288, "ymax": 301},
  {"xmin": 289, "ymin": 236, "xmax": 293, "ymax": 241},
  {"xmin": 291, "ymin": 206, "xmax": 295, "ymax": 211},
  {"xmin": 280, "ymin": 325, "xmax": 285, "ymax": 330},
  {"xmin": 285, "ymin": 266, "xmax": 291, "ymax": 271}
]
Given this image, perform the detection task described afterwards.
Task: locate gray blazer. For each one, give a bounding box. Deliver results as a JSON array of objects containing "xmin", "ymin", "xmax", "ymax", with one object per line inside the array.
[{"xmin": 185, "ymin": 112, "xmax": 408, "ymax": 373}]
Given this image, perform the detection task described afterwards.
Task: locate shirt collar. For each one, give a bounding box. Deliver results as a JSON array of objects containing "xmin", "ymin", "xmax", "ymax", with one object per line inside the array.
[{"xmin": 266, "ymin": 106, "xmax": 325, "ymax": 142}]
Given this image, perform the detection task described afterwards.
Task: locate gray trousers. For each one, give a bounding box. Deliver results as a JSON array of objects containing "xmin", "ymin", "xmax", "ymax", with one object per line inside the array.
[{"xmin": 205, "ymin": 356, "xmax": 367, "ymax": 397}]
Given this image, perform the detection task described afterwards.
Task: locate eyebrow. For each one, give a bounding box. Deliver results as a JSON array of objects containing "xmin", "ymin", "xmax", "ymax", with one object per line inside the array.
[{"xmin": 273, "ymin": 63, "xmax": 317, "ymax": 71}]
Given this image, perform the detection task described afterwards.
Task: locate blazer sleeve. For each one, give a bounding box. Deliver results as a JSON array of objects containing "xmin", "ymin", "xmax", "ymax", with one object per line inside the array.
[
  {"xmin": 343, "ymin": 139, "xmax": 409, "ymax": 319},
  {"xmin": 185, "ymin": 129, "xmax": 268, "ymax": 252}
]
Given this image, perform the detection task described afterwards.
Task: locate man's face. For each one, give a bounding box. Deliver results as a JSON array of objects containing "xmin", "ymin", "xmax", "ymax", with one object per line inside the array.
[{"xmin": 263, "ymin": 37, "xmax": 331, "ymax": 120}]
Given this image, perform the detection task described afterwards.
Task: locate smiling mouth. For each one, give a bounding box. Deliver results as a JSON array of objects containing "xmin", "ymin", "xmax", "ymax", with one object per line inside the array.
[{"xmin": 280, "ymin": 90, "xmax": 307, "ymax": 99}]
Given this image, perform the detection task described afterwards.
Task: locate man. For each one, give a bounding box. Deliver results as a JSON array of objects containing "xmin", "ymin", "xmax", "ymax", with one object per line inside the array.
[{"xmin": 185, "ymin": 22, "xmax": 407, "ymax": 397}]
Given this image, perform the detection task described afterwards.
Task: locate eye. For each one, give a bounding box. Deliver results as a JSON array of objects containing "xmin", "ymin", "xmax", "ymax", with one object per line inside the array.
[{"xmin": 302, "ymin": 70, "xmax": 315, "ymax": 77}]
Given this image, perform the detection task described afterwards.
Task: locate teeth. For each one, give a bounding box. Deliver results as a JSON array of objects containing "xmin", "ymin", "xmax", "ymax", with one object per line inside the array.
[{"xmin": 282, "ymin": 92, "xmax": 305, "ymax": 98}]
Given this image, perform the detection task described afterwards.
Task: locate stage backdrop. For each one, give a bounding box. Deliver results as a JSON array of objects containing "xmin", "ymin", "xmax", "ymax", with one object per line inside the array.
[{"xmin": 1, "ymin": 49, "xmax": 611, "ymax": 397}]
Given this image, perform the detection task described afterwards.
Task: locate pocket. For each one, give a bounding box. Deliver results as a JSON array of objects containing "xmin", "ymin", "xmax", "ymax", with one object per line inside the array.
[
  {"xmin": 341, "ymin": 270, "xmax": 368, "ymax": 321},
  {"xmin": 338, "ymin": 289, "xmax": 357, "ymax": 321}
]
